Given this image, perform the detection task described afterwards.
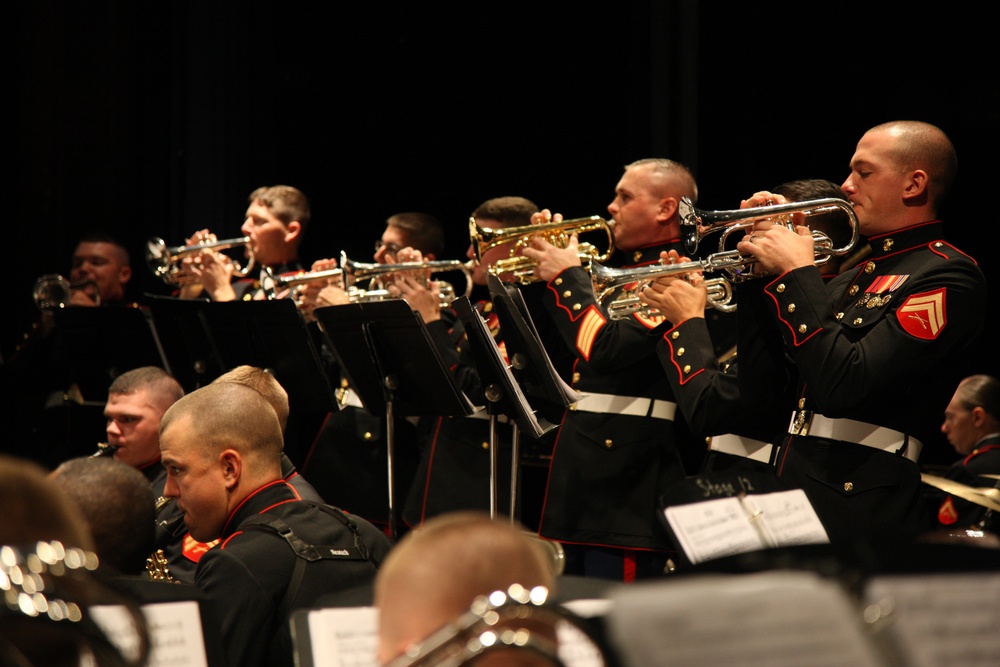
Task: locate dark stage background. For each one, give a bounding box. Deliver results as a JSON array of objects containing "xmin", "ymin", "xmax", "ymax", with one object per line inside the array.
[{"xmin": 8, "ymin": 2, "xmax": 998, "ymax": 461}]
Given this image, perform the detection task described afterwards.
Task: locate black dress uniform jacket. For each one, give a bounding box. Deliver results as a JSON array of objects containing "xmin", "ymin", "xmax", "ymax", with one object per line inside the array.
[
  {"xmin": 738, "ymin": 220, "xmax": 987, "ymax": 545},
  {"xmin": 933, "ymin": 435, "xmax": 1000, "ymax": 530},
  {"xmin": 534, "ymin": 244, "xmax": 687, "ymax": 551},
  {"xmin": 195, "ymin": 479, "xmax": 392, "ymax": 667}
]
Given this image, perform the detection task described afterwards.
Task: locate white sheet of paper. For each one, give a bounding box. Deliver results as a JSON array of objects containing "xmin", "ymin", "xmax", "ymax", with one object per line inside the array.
[
  {"xmin": 664, "ymin": 489, "xmax": 829, "ymax": 564},
  {"xmin": 90, "ymin": 600, "xmax": 209, "ymax": 667},
  {"xmin": 864, "ymin": 572, "xmax": 1000, "ymax": 666},
  {"xmin": 608, "ymin": 570, "xmax": 882, "ymax": 667}
]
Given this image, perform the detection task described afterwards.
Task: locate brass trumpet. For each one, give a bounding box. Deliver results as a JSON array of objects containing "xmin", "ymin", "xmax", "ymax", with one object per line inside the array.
[
  {"xmin": 33, "ymin": 274, "xmax": 99, "ymax": 309},
  {"xmin": 146, "ymin": 235, "xmax": 255, "ymax": 286},
  {"xmin": 470, "ymin": 215, "xmax": 615, "ymax": 283},
  {"xmin": 341, "ymin": 252, "xmax": 475, "ymax": 298}
]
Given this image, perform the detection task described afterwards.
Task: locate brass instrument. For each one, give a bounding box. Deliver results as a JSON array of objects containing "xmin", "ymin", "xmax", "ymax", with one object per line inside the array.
[
  {"xmin": 679, "ymin": 196, "xmax": 860, "ymax": 279},
  {"xmin": 593, "ymin": 197, "xmax": 859, "ymax": 318},
  {"xmin": 146, "ymin": 496, "xmax": 182, "ymax": 583},
  {"xmin": 385, "ymin": 584, "xmax": 611, "ymax": 667},
  {"xmin": 91, "ymin": 442, "xmax": 118, "ymax": 457},
  {"xmin": 145, "ymin": 235, "xmax": 255, "ymax": 286},
  {"xmin": 260, "ymin": 265, "xmax": 346, "ymax": 301},
  {"xmin": 341, "ymin": 252, "xmax": 475, "ymax": 300},
  {"xmin": 470, "ymin": 215, "xmax": 615, "ymax": 283},
  {"xmin": 33, "ymin": 274, "xmax": 99, "ymax": 309}
]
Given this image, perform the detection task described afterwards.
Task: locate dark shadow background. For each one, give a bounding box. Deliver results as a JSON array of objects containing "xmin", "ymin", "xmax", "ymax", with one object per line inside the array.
[{"xmin": 8, "ymin": 1, "xmax": 998, "ymax": 463}]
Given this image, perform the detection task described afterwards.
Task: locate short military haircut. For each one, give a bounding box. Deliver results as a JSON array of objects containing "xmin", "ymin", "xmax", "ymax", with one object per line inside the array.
[
  {"xmin": 471, "ymin": 196, "xmax": 539, "ymax": 229},
  {"xmin": 51, "ymin": 457, "xmax": 156, "ymax": 575},
  {"xmin": 75, "ymin": 231, "xmax": 131, "ymax": 266},
  {"xmin": 249, "ymin": 185, "xmax": 312, "ymax": 232},
  {"xmin": 955, "ymin": 374, "xmax": 1000, "ymax": 421},
  {"xmin": 160, "ymin": 382, "xmax": 283, "ymax": 469},
  {"xmin": 212, "ymin": 365, "xmax": 290, "ymax": 433},
  {"xmin": 871, "ymin": 120, "xmax": 957, "ymax": 210},
  {"xmin": 625, "ymin": 158, "xmax": 699, "ymax": 204},
  {"xmin": 375, "ymin": 512, "xmax": 554, "ymax": 649},
  {"xmin": 386, "ymin": 212, "xmax": 446, "ymax": 257},
  {"xmin": 108, "ymin": 366, "xmax": 185, "ymax": 410}
]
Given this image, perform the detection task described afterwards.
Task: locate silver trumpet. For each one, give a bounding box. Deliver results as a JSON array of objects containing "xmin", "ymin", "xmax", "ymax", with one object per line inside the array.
[
  {"xmin": 33, "ymin": 274, "xmax": 100, "ymax": 309},
  {"xmin": 470, "ymin": 215, "xmax": 615, "ymax": 283},
  {"xmin": 679, "ymin": 196, "xmax": 860, "ymax": 280},
  {"xmin": 592, "ymin": 197, "xmax": 858, "ymax": 319},
  {"xmin": 592, "ymin": 259, "xmax": 737, "ymax": 319},
  {"xmin": 146, "ymin": 235, "xmax": 255, "ymax": 286},
  {"xmin": 340, "ymin": 252, "xmax": 475, "ymax": 301}
]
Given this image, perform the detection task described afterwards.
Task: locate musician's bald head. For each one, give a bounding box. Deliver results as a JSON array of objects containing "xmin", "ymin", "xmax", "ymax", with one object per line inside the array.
[
  {"xmin": 212, "ymin": 365, "xmax": 290, "ymax": 434},
  {"xmin": 374, "ymin": 511, "xmax": 554, "ymax": 665},
  {"xmin": 159, "ymin": 384, "xmax": 285, "ymax": 542}
]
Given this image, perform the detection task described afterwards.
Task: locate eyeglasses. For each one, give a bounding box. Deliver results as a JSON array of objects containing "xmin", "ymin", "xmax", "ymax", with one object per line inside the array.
[{"xmin": 374, "ymin": 240, "xmax": 403, "ymax": 255}]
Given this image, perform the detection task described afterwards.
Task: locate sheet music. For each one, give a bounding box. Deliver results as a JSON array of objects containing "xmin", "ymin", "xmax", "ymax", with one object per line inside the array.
[
  {"xmin": 303, "ymin": 606, "xmax": 379, "ymax": 667},
  {"xmin": 90, "ymin": 601, "xmax": 209, "ymax": 667},
  {"xmin": 608, "ymin": 571, "xmax": 883, "ymax": 667},
  {"xmin": 864, "ymin": 572, "xmax": 1000, "ymax": 666},
  {"xmin": 664, "ymin": 489, "xmax": 829, "ymax": 564}
]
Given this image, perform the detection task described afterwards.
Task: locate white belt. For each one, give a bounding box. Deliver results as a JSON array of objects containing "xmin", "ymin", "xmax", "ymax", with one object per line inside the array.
[
  {"xmin": 788, "ymin": 411, "xmax": 922, "ymax": 463},
  {"xmin": 570, "ymin": 393, "xmax": 676, "ymax": 421},
  {"xmin": 709, "ymin": 434, "xmax": 775, "ymax": 464}
]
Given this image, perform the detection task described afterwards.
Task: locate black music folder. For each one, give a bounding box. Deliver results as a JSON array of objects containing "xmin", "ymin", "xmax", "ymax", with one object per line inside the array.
[
  {"xmin": 452, "ymin": 296, "xmax": 555, "ymax": 439},
  {"xmin": 52, "ymin": 305, "xmax": 168, "ymax": 401},
  {"xmin": 311, "ymin": 299, "xmax": 474, "ymax": 419},
  {"xmin": 146, "ymin": 295, "xmax": 336, "ymax": 413},
  {"xmin": 486, "ymin": 274, "xmax": 579, "ymax": 411},
  {"xmin": 312, "ymin": 299, "xmax": 475, "ymax": 536}
]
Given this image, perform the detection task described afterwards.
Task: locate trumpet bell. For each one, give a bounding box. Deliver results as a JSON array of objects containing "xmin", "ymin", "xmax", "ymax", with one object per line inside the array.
[
  {"xmin": 680, "ymin": 196, "xmax": 859, "ymax": 257},
  {"xmin": 33, "ymin": 274, "xmax": 99, "ymax": 310},
  {"xmin": 145, "ymin": 235, "xmax": 255, "ymax": 286},
  {"xmin": 470, "ymin": 215, "xmax": 615, "ymax": 283}
]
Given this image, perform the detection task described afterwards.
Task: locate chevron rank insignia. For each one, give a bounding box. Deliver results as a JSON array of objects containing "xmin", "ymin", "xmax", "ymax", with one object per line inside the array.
[{"xmin": 896, "ymin": 288, "xmax": 947, "ymax": 340}]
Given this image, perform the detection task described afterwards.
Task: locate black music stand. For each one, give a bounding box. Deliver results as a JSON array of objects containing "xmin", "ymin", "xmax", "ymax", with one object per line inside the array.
[
  {"xmin": 452, "ymin": 296, "xmax": 559, "ymax": 521},
  {"xmin": 52, "ymin": 305, "xmax": 169, "ymax": 402},
  {"xmin": 312, "ymin": 299, "xmax": 475, "ymax": 538},
  {"xmin": 146, "ymin": 296, "xmax": 338, "ymax": 464},
  {"xmin": 486, "ymin": 275, "xmax": 579, "ymax": 522}
]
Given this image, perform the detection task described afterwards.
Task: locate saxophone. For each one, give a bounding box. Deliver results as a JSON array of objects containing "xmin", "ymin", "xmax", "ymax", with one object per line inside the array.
[{"xmin": 146, "ymin": 496, "xmax": 184, "ymax": 582}]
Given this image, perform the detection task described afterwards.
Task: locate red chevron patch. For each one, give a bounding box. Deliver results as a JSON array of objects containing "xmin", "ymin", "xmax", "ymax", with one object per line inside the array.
[{"xmin": 896, "ymin": 288, "xmax": 946, "ymax": 340}]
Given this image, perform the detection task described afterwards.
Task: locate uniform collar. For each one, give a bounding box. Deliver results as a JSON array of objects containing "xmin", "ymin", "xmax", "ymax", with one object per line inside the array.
[
  {"xmin": 865, "ymin": 220, "xmax": 943, "ymax": 259},
  {"xmin": 221, "ymin": 479, "xmax": 298, "ymax": 537},
  {"xmin": 611, "ymin": 239, "xmax": 682, "ymax": 268}
]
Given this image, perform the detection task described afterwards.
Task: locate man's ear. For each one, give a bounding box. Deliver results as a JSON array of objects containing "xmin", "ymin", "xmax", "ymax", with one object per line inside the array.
[
  {"xmin": 119, "ymin": 264, "xmax": 133, "ymax": 285},
  {"xmin": 657, "ymin": 197, "xmax": 678, "ymax": 223},
  {"xmin": 219, "ymin": 450, "xmax": 242, "ymax": 490},
  {"xmin": 902, "ymin": 169, "xmax": 928, "ymax": 203},
  {"xmin": 971, "ymin": 406, "xmax": 987, "ymax": 429},
  {"xmin": 285, "ymin": 220, "xmax": 302, "ymax": 243}
]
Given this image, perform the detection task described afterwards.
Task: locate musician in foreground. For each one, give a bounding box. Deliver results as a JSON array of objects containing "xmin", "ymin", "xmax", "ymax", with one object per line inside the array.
[
  {"xmin": 518, "ymin": 158, "xmax": 699, "ymax": 580},
  {"xmin": 729, "ymin": 121, "xmax": 986, "ymax": 546},
  {"xmin": 159, "ymin": 382, "xmax": 392, "ymax": 667}
]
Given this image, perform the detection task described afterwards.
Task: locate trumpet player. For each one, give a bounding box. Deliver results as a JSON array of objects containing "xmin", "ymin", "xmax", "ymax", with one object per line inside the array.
[
  {"xmin": 178, "ymin": 185, "xmax": 310, "ymax": 301},
  {"xmin": 518, "ymin": 158, "xmax": 700, "ymax": 580},
  {"xmin": 69, "ymin": 232, "xmax": 133, "ymax": 306},
  {"xmin": 640, "ymin": 179, "xmax": 850, "ymax": 477},
  {"xmin": 731, "ymin": 121, "xmax": 986, "ymax": 548}
]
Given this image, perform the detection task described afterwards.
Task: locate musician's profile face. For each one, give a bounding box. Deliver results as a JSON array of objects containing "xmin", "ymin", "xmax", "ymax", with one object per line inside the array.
[
  {"xmin": 71, "ymin": 241, "xmax": 131, "ymax": 303},
  {"xmin": 159, "ymin": 414, "xmax": 232, "ymax": 543},
  {"xmin": 105, "ymin": 389, "xmax": 167, "ymax": 469},
  {"xmin": 941, "ymin": 390, "xmax": 980, "ymax": 456}
]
